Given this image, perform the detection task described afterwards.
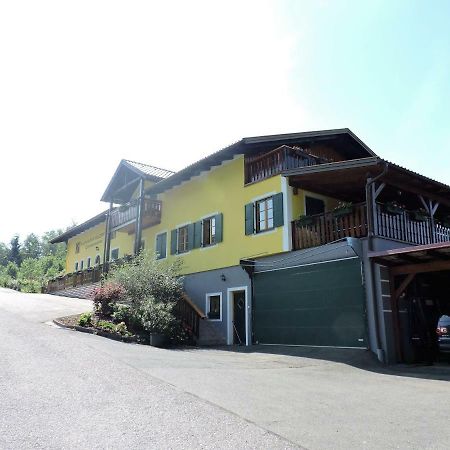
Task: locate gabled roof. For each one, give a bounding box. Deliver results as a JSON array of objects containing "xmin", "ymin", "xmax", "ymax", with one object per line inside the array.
[
  {"xmin": 146, "ymin": 128, "xmax": 376, "ymax": 195},
  {"xmin": 101, "ymin": 159, "xmax": 174, "ymax": 203},
  {"xmin": 123, "ymin": 160, "xmax": 175, "ymax": 179},
  {"xmin": 50, "ymin": 210, "xmax": 108, "ymax": 244}
]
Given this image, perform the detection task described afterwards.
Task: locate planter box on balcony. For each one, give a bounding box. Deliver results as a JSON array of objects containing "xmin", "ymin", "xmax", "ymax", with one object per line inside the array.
[
  {"xmin": 333, "ymin": 207, "xmax": 353, "ymax": 217},
  {"xmin": 296, "ymin": 216, "xmax": 314, "ymax": 227},
  {"xmin": 411, "ymin": 212, "xmax": 428, "ymax": 222},
  {"xmin": 385, "ymin": 205, "xmax": 405, "ymax": 215}
]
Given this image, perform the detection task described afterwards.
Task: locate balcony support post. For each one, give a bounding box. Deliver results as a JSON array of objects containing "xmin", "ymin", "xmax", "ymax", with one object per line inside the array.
[
  {"xmin": 103, "ymin": 202, "xmax": 113, "ymax": 274},
  {"xmin": 419, "ymin": 195, "xmax": 439, "ymax": 243},
  {"xmin": 134, "ymin": 178, "xmax": 145, "ymax": 255}
]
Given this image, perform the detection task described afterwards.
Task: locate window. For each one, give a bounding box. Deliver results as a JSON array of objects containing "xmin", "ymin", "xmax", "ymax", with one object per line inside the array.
[
  {"xmin": 80, "ymin": 260, "xmax": 84, "ymax": 270},
  {"xmin": 111, "ymin": 248, "xmax": 119, "ymax": 260},
  {"xmin": 177, "ymin": 226, "xmax": 189, "ymax": 254},
  {"xmin": 305, "ymin": 196, "xmax": 325, "ymax": 216},
  {"xmin": 245, "ymin": 193, "xmax": 283, "ymax": 235},
  {"xmin": 256, "ymin": 196, "xmax": 274, "ymax": 232},
  {"xmin": 75, "ymin": 243, "xmax": 80, "ymax": 254},
  {"xmin": 74, "ymin": 261, "xmax": 79, "ymax": 272},
  {"xmin": 202, "ymin": 216, "xmax": 216, "ymax": 246},
  {"xmin": 156, "ymin": 232, "xmax": 167, "ymax": 259},
  {"xmin": 206, "ymin": 293, "xmax": 222, "ymax": 321},
  {"xmin": 95, "ymin": 255, "xmax": 101, "ymax": 265},
  {"xmin": 87, "ymin": 257, "xmax": 91, "ymax": 269}
]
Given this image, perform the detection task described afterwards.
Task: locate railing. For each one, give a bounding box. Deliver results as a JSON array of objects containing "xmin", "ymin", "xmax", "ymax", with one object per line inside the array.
[
  {"xmin": 292, "ymin": 203, "xmax": 450, "ymax": 250},
  {"xmin": 245, "ymin": 146, "xmax": 320, "ymax": 184},
  {"xmin": 292, "ymin": 203, "xmax": 368, "ymax": 250},
  {"xmin": 46, "ymin": 264, "xmax": 104, "ymax": 293},
  {"xmin": 173, "ymin": 293, "xmax": 206, "ymax": 340},
  {"xmin": 110, "ymin": 198, "xmax": 162, "ymax": 229}
]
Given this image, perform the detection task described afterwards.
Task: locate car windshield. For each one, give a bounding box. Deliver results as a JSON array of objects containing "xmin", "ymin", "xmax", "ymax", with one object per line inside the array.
[{"xmin": 438, "ymin": 315, "xmax": 450, "ymax": 326}]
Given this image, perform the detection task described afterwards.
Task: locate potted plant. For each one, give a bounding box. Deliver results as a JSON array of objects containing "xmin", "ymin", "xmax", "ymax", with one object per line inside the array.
[
  {"xmin": 410, "ymin": 208, "xmax": 428, "ymax": 222},
  {"xmin": 140, "ymin": 298, "xmax": 176, "ymax": 347},
  {"xmin": 333, "ymin": 201, "xmax": 353, "ymax": 217},
  {"xmin": 296, "ymin": 214, "xmax": 314, "ymax": 227},
  {"xmin": 385, "ymin": 201, "xmax": 405, "ymax": 215}
]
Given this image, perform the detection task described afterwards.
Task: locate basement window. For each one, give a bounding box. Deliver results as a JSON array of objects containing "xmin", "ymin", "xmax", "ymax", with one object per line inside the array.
[{"xmin": 206, "ymin": 293, "xmax": 222, "ymax": 321}]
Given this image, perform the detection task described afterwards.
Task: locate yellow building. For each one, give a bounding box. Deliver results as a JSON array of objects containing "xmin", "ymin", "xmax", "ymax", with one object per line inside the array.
[{"xmin": 51, "ymin": 128, "xmax": 450, "ymax": 361}]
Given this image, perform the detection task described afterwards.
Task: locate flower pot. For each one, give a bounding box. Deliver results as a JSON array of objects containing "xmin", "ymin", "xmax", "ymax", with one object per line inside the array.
[
  {"xmin": 333, "ymin": 207, "xmax": 352, "ymax": 217},
  {"xmin": 149, "ymin": 333, "xmax": 166, "ymax": 347},
  {"xmin": 386, "ymin": 205, "xmax": 404, "ymax": 215},
  {"xmin": 296, "ymin": 217, "xmax": 314, "ymax": 227}
]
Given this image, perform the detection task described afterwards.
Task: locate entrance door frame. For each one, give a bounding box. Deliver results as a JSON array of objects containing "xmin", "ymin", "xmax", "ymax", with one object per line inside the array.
[{"xmin": 227, "ymin": 286, "xmax": 249, "ymax": 346}]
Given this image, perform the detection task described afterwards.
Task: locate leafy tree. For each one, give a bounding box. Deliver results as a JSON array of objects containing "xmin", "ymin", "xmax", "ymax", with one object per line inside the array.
[
  {"xmin": 21, "ymin": 233, "xmax": 42, "ymax": 260},
  {"xmin": 0, "ymin": 243, "xmax": 8, "ymax": 267},
  {"xmin": 8, "ymin": 235, "xmax": 21, "ymax": 266},
  {"xmin": 41, "ymin": 229, "xmax": 66, "ymax": 259},
  {"xmin": 6, "ymin": 262, "xmax": 18, "ymax": 278}
]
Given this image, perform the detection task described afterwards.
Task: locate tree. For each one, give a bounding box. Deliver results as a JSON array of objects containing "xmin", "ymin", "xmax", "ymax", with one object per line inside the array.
[
  {"xmin": 21, "ymin": 233, "xmax": 42, "ymax": 260},
  {"xmin": 8, "ymin": 235, "xmax": 21, "ymax": 266},
  {"xmin": 41, "ymin": 229, "xmax": 66, "ymax": 259},
  {"xmin": 0, "ymin": 243, "xmax": 8, "ymax": 267},
  {"xmin": 6, "ymin": 262, "xmax": 18, "ymax": 278}
]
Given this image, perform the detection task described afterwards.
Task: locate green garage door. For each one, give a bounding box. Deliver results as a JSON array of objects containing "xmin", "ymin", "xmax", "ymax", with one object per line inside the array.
[{"xmin": 253, "ymin": 258, "xmax": 367, "ymax": 347}]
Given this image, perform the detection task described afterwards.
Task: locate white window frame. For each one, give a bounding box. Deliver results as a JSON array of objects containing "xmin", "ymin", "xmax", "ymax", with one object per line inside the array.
[
  {"xmin": 255, "ymin": 196, "xmax": 275, "ymax": 233},
  {"xmin": 177, "ymin": 225, "xmax": 189, "ymax": 254},
  {"xmin": 205, "ymin": 292, "xmax": 222, "ymax": 322},
  {"xmin": 201, "ymin": 215, "xmax": 217, "ymax": 247},
  {"xmin": 110, "ymin": 247, "xmax": 119, "ymax": 261},
  {"xmin": 155, "ymin": 231, "xmax": 168, "ymax": 260}
]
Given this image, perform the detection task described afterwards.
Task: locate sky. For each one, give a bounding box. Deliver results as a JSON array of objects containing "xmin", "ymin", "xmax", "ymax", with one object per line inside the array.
[{"xmin": 0, "ymin": 0, "xmax": 449, "ymax": 244}]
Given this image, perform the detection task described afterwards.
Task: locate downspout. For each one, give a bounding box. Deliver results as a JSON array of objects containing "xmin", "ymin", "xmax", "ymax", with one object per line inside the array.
[
  {"xmin": 365, "ymin": 163, "xmax": 388, "ymax": 362},
  {"xmin": 240, "ymin": 258, "xmax": 255, "ymax": 345}
]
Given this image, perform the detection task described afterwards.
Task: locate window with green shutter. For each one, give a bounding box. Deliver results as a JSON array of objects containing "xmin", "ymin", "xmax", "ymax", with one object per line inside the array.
[
  {"xmin": 156, "ymin": 232, "xmax": 167, "ymax": 259},
  {"xmin": 246, "ymin": 193, "xmax": 283, "ymax": 235}
]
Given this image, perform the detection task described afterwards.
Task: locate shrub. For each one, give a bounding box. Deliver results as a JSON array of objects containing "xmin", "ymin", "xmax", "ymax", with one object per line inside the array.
[
  {"xmin": 92, "ymin": 282, "xmax": 125, "ymax": 317},
  {"xmin": 96, "ymin": 320, "xmax": 116, "ymax": 332},
  {"xmin": 108, "ymin": 250, "xmax": 184, "ymax": 306},
  {"xmin": 138, "ymin": 296, "xmax": 177, "ymax": 335},
  {"xmin": 78, "ymin": 312, "xmax": 92, "ymax": 327},
  {"xmin": 115, "ymin": 322, "xmax": 129, "ymax": 335}
]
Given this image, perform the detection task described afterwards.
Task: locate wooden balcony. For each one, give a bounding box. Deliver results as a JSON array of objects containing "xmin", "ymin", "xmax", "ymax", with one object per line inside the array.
[
  {"xmin": 245, "ymin": 145, "xmax": 322, "ymax": 184},
  {"xmin": 292, "ymin": 203, "xmax": 450, "ymax": 250},
  {"xmin": 110, "ymin": 198, "xmax": 162, "ymax": 232}
]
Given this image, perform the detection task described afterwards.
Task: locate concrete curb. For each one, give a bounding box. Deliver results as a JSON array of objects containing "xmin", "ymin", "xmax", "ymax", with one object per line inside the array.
[{"xmin": 53, "ymin": 318, "xmax": 137, "ymax": 343}]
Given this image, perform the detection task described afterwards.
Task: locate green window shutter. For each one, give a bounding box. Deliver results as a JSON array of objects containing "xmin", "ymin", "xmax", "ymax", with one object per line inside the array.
[
  {"xmin": 193, "ymin": 221, "xmax": 202, "ymax": 248},
  {"xmin": 156, "ymin": 233, "xmax": 167, "ymax": 259},
  {"xmin": 170, "ymin": 229, "xmax": 178, "ymax": 255},
  {"xmin": 187, "ymin": 223, "xmax": 195, "ymax": 251},
  {"xmin": 215, "ymin": 213, "xmax": 223, "ymax": 243},
  {"xmin": 273, "ymin": 192, "xmax": 284, "ymax": 228},
  {"xmin": 245, "ymin": 203, "xmax": 255, "ymax": 235}
]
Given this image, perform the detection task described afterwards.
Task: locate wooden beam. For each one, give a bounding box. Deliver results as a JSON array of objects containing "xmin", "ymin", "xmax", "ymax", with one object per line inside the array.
[
  {"xmin": 392, "ymin": 259, "xmax": 450, "ymax": 276},
  {"xmin": 394, "ymin": 273, "xmax": 415, "ymax": 300},
  {"xmin": 389, "ymin": 273, "xmax": 404, "ymax": 362},
  {"xmin": 374, "ymin": 182, "xmax": 386, "ymax": 200}
]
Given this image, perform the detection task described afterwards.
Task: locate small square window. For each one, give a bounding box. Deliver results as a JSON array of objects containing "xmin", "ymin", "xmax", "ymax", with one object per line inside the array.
[
  {"xmin": 177, "ymin": 226, "xmax": 189, "ymax": 253},
  {"xmin": 206, "ymin": 294, "xmax": 221, "ymax": 320},
  {"xmin": 202, "ymin": 216, "xmax": 216, "ymax": 246}
]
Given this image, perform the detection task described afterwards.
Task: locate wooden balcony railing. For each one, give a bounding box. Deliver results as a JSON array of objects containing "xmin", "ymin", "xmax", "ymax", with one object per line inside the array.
[
  {"xmin": 110, "ymin": 198, "xmax": 162, "ymax": 230},
  {"xmin": 46, "ymin": 264, "xmax": 104, "ymax": 293},
  {"xmin": 245, "ymin": 146, "xmax": 320, "ymax": 184},
  {"xmin": 292, "ymin": 203, "xmax": 450, "ymax": 250}
]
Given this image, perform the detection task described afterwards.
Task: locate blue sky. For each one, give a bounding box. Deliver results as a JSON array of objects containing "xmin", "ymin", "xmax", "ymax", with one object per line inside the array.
[{"xmin": 0, "ymin": 0, "xmax": 449, "ymax": 242}]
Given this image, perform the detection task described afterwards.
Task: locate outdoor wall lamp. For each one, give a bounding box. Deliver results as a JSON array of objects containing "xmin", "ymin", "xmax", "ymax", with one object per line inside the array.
[{"xmin": 221, "ymin": 274, "xmax": 226, "ymax": 282}]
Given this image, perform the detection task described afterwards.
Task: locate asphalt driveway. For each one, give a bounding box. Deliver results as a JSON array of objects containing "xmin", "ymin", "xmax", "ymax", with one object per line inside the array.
[{"xmin": 1, "ymin": 288, "xmax": 449, "ymax": 449}]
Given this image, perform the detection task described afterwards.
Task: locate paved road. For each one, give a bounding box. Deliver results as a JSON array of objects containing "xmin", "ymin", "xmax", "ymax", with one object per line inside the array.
[{"xmin": 1, "ymin": 288, "xmax": 450, "ymax": 449}]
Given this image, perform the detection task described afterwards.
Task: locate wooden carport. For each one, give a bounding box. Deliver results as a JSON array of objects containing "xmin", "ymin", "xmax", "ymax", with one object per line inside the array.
[{"xmin": 369, "ymin": 242, "xmax": 450, "ymax": 362}]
